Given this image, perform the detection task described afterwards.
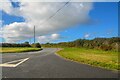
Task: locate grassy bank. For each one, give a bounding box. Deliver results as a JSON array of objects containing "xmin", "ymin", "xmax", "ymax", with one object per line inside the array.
[
  {"xmin": 0, "ymin": 47, "xmax": 42, "ymax": 53},
  {"xmin": 57, "ymin": 48, "xmax": 119, "ymax": 70}
]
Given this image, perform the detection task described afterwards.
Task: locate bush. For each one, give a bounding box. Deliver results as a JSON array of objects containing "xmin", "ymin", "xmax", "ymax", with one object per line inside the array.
[
  {"xmin": 22, "ymin": 42, "xmax": 31, "ymax": 47},
  {"xmin": 31, "ymin": 43, "xmax": 41, "ymax": 48},
  {"xmin": 111, "ymin": 43, "xmax": 118, "ymax": 51},
  {"xmin": 100, "ymin": 45, "xmax": 112, "ymax": 51}
]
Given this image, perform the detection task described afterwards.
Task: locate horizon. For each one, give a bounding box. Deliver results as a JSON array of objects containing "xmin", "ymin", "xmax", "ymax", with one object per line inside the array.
[{"xmin": 0, "ymin": 36, "xmax": 119, "ymax": 44}]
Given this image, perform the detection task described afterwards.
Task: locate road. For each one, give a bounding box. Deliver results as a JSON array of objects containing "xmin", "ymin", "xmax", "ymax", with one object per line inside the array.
[{"xmin": 1, "ymin": 48, "xmax": 118, "ymax": 78}]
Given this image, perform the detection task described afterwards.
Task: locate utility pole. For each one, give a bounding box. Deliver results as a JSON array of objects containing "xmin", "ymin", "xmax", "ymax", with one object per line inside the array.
[{"xmin": 34, "ymin": 26, "xmax": 35, "ymax": 44}]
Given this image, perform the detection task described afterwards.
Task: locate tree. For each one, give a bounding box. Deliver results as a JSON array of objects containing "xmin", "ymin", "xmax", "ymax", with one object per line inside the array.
[
  {"xmin": 24, "ymin": 41, "xmax": 29, "ymax": 44},
  {"xmin": 22, "ymin": 41, "xmax": 31, "ymax": 47}
]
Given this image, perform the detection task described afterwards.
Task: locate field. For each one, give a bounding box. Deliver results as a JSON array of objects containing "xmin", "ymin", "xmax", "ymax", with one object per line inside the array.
[
  {"xmin": 0, "ymin": 47, "xmax": 42, "ymax": 53},
  {"xmin": 57, "ymin": 48, "xmax": 119, "ymax": 70}
]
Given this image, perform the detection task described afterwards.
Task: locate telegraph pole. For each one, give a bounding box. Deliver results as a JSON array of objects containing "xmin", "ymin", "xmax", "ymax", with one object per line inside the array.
[{"xmin": 34, "ymin": 26, "xmax": 35, "ymax": 44}]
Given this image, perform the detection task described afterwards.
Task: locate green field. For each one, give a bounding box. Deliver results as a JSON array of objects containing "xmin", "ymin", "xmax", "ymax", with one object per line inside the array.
[
  {"xmin": 57, "ymin": 48, "xmax": 119, "ymax": 70},
  {"xmin": 0, "ymin": 47, "xmax": 42, "ymax": 53}
]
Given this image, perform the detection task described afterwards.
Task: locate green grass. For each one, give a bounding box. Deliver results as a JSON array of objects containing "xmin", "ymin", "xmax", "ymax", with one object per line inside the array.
[
  {"xmin": 57, "ymin": 47, "xmax": 119, "ymax": 70},
  {"xmin": 0, "ymin": 47, "xmax": 42, "ymax": 53}
]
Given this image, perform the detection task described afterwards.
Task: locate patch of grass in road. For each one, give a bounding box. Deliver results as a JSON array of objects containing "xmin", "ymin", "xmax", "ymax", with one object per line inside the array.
[
  {"xmin": 0, "ymin": 47, "xmax": 42, "ymax": 53},
  {"xmin": 57, "ymin": 48, "xmax": 119, "ymax": 70}
]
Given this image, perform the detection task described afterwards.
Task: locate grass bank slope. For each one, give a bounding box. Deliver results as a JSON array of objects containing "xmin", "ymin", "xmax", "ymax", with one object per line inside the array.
[{"xmin": 57, "ymin": 48, "xmax": 119, "ymax": 70}]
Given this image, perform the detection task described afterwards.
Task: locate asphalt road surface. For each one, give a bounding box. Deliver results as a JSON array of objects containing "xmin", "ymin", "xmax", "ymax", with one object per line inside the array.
[{"xmin": 1, "ymin": 48, "xmax": 118, "ymax": 78}]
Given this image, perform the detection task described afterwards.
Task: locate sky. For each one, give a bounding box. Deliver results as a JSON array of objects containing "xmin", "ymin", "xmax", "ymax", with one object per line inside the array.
[{"xmin": 0, "ymin": 1, "xmax": 118, "ymax": 43}]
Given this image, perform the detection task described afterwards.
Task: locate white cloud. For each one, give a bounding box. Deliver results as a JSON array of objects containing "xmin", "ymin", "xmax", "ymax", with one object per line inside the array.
[
  {"xmin": 0, "ymin": 0, "xmax": 12, "ymax": 14},
  {"xmin": 84, "ymin": 33, "xmax": 90, "ymax": 38},
  {"xmin": 51, "ymin": 34, "xmax": 60, "ymax": 40},
  {"xmin": 0, "ymin": 0, "xmax": 22, "ymax": 16},
  {"xmin": 37, "ymin": 33, "xmax": 60, "ymax": 43},
  {"xmin": 1, "ymin": 1, "xmax": 93, "ymax": 43}
]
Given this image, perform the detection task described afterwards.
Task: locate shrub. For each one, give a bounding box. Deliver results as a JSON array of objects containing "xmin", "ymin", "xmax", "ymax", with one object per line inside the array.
[
  {"xmin": 31, "ymin": 43, "xmax": 41, "ymax": 48},
  {"xmin": 22, "ymin": 42, "xmax": 31, "ymax": 47},
  {"xmin": 100, "ymin": 45, "xmax": 112, "ymax": 51}
]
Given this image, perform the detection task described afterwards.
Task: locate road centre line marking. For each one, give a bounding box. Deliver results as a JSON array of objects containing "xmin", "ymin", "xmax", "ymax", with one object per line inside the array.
[{"xmin": 0, "ymin": 58, "xmax": 29, "ymax": 67}]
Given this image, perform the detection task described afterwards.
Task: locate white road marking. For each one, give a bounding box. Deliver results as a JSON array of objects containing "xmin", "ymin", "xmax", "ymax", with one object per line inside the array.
[{"xmin": 0, "ymin": 58, "xmax": 29, "ymax": 67}]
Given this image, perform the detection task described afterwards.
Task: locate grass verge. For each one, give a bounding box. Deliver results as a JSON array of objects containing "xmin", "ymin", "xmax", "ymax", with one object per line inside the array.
[
  {"xmin": 57, "ymin": 47, "xmax": 119, "ymax": 70},
  {"xmin": 0, "ymin": 47, "xmax": 42, "ymax": 53}
]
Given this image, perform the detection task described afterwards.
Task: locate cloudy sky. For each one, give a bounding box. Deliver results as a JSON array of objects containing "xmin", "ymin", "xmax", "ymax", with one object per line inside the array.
[{"xmin": 0, "ymin": 1, "xmax": 118, "ymax": 43}]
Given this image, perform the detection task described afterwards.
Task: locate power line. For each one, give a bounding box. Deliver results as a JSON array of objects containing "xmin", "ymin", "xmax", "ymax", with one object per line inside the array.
[
  {"xmin": 40, "ymin": 0, "xmax": 71, "ymax": 25},
  {"xmin": 47, "ymin": 1, "xmax": 70, "ymax": 21}
]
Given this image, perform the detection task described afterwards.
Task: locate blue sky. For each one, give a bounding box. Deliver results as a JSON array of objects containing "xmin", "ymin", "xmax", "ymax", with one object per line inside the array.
[
  {"xmin": 52, "ymin": 2, "xmax": 118, "ymax": 43},
  {"xmin": 0, "ymin": 2, "xmax": 118, "ymax": 43}
]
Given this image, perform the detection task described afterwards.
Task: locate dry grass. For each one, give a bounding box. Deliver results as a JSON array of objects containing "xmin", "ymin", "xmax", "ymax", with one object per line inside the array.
[{"xmin": 0, "ymin": 47, "xmax": 42, "ymax": 53}]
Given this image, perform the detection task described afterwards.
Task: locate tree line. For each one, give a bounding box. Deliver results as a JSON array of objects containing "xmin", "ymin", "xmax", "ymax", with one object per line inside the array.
[
  {"xmin": 0, "ymin": 42, "xmax": 41, "ymax": 48},
  {"xmin": 42, "ymin": 37, "xmax": 120, "ymax": 51}
]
